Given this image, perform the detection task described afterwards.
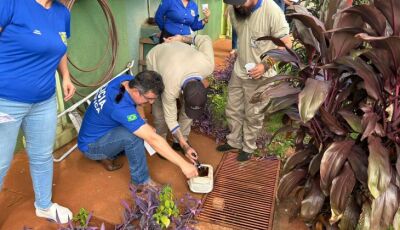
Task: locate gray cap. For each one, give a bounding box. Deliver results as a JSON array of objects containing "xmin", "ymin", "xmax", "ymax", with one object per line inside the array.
[{"xmin": 223, "ymin": 0, "xmax": 246, "ymax": 5}]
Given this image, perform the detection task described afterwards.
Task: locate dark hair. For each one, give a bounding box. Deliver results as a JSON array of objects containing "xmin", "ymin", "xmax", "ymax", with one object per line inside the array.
[
  {"xmin": 129, "ymin": 70, "xmax": 164, "ymax": 96},
  {"xmin": 115, "ymin": 71, "xmax": 164, "ymax": 103}
]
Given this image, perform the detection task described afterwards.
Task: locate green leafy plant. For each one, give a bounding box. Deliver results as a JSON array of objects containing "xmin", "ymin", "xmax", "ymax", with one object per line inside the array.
[
  {"xmin": 73, "ymin": 208, "xmax": 90, "ymax": 227},
  {"xmin": 117, "ymin": 185, "xmax": 201, "ymax": 230},
  {"xmin": 152, "ymin": 186, "xmax": 179, "ymax": 229},
  {"xmin": 252, "ymin": 0, "xmax": 400, "ymax": 229}
]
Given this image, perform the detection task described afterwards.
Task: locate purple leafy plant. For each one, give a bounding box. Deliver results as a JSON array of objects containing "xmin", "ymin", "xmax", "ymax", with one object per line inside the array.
[
  {"xmin": 173, "ymin": 193, "xmax": 202, "ymax": 230},
  {"xmin": 192, "ymin": 55, "xmax": 236, "ymax": 143},
  {"xmin": 116, "ymin": 184, "xmax": 202, "ymax": 230},
  {"xmin": 56, "ymin": 210, "xmax": 106, "ymax": 230}
]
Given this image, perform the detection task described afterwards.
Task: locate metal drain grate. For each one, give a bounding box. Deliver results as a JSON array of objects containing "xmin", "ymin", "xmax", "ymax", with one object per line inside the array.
[{"xmin": 197, "ymin": 153, "xmax": 280, "ymax": 230}]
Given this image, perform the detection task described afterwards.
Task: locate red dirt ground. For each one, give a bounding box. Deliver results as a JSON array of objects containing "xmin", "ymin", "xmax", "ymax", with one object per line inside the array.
[{"xmin": 0, "ymin": 39, "xmax": 307, "ymax": 230}]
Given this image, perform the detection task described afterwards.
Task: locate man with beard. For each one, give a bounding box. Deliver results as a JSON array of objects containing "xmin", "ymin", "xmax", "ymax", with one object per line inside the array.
[{"xmin": 217, "ymin": 0, "xmax": 291, "ymax": 161}]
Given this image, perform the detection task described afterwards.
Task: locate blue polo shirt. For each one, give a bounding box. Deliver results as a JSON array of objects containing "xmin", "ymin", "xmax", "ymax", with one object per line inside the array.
[
  {"xmin": 0, "ymin": 0, "xmax": 70, "ymax": 103},
  {"xmin": 253, "ymin": 0, "xmax": 263, "ymax": 12},
  {"xmin": 78, "ymin": 75, "xmax": 146, "ymax": 152},
  {"xmin": 155, "ymin": 0, "xmax": 204, "ymax": 35}
]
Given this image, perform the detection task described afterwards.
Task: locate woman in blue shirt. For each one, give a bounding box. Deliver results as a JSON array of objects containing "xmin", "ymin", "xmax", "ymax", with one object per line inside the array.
[
  {"xmin": 155, "ymin": 0, "xmax": 211, "ymax": 43},
  {"xmin": 0, "ymin": 0, "xmax": 75, "ymax": 223}
]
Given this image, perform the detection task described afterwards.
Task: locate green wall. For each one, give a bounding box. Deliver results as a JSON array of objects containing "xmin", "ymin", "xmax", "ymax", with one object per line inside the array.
[
  {"xmin": 68, "ymin": 0, "xmax": 222, "ymax": 85},
  {"xmin": 14, "ymin": 0, "xmax": 223, "ymax": 152},
  {"xmin": 196, "ymin": 0, "xmax": 224, "ymax": 40}
]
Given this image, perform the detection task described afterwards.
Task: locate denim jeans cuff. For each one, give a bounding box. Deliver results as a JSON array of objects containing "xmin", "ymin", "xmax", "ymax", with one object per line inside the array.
[
  {"xmin": 34, "ymin": 201, "xmax": 53, "ymax": 210},
  {"xmin": 132, "ymin": 175, "xmax": 150, "ymax": 185}
]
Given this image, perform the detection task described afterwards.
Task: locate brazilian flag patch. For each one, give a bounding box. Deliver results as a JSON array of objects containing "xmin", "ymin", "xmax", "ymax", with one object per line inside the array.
[{"xmin": 127, "ymin": 114, "xmax": 137, "ymax": 122}]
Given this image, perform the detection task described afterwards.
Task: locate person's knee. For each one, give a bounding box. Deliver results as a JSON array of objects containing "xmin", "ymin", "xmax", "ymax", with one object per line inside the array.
[{"xmin": 121, "ymin": 132, "xmax": 142, "ymax": 146}]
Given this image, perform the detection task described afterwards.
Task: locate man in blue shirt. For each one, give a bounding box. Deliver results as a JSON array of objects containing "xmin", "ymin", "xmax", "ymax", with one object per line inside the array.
[
  {"xmin": 155, "ymin": 0, "xmax": 211, "ymax": 42},
  {"xmin": 78, "ymin": 71, "xmax": 198, "ymax": 188}
]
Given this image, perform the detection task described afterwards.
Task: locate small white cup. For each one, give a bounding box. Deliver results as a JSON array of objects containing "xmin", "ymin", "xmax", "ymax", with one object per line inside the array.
[
  {"xmin": 202, "ymin": 4, "xmax": 208, "ymax": 11},
  {"xmin": 245, "ymin": 63, "xmax": 256, "ymax": 75}
]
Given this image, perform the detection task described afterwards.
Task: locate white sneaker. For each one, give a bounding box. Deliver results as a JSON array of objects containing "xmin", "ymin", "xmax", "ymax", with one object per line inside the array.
[{"xmin": 35, "ymin": 203, "xmax": 73, "ymax": 224}]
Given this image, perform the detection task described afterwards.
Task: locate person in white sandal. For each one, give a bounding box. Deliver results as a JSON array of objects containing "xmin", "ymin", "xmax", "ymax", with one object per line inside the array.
[{"xmin": 0, "ymin": 0, "xmax": 74, "ymax": 223}]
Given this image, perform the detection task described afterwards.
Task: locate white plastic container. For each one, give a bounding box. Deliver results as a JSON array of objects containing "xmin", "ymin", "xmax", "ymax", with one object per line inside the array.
[
  {"xmin": 245, "ymin": 62, "xmax": 256, "ymax": 73},
  {"xmin": 188, "ymin": 164, "xmax": 213, "ymax": 193}
]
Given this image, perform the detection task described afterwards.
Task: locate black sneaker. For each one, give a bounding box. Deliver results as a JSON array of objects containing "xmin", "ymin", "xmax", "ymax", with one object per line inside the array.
[
  {"xmin": 237, "ymin": 150, "xmax": 251, "ymax": 162},
  {"xmin": 216, "ymin": 143, "xmax": 239, "ymax": 152}
]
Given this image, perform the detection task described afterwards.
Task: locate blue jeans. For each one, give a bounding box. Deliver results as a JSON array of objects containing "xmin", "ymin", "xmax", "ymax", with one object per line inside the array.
[
  {"xmin": 0, "ymin": 95, "xmax": 57, "ymax": 209},
  {"xmin": 82, "ymin": 126, "xmax": 149, "ymax": 185}
]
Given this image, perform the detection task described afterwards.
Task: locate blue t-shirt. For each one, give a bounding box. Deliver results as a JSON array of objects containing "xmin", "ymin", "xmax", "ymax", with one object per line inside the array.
[
  {"xmin": 78, "ymin": 75, "xmax": 146, "ymax": 152},
  {"xmin": 155, "ymin": 0, "xmax": 204, "ymax": 35},
  {"xmin": 0, "ymin": 0, "xmax": 70, "ymax": 103}
]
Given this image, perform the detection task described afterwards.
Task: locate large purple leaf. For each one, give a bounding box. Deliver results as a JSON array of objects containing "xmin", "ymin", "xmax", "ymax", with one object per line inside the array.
[
  {"xmin": 287, "ymin": 13, "xmax": 327, "ymax": 43},
  {"xmin": 283, "ymin": 149, "xmax": 313, "ymax": 174},
  {"xmin": 295, "ymin": 20, "xmax": 321, "ymax": 55},
  {"xmin": 298, "ymin": 78, "xmax": 331, "ymax": 123},
  {"xmin": 338, "ymin": 110, "xmax": 362, "ymax": 133},
  {"xmin": 394, "ymin": 207, "xmax": 400, "ymax": 230},
  {"xmin": 265, "ymin": 94, "xmax": 298, "ymax": 115},
  {"xmin": 330, "ymin": 162, "xmax": 356, "ymax": 224},
  {"xmin": 320, "ymin": 107, "xmax": 347, "ymax": 136},
  {"xmin": 335, "ymin": 56, "xmax": 382, "ymax": 101},
  {"xmin": 256, "ymin": 37, "xmax": 299, "ymax": 62},
  {"xmin": 361, "ymin": 110, "xmax": 378, "ymax": 140},
  {"xmin": 300, "ymin": 176, "xmax": 325, "ymax": 221},
  {"xmin": 374, "ymin": 0, "xmax": 400, "ymax": 35},
  {"xmin": 348, "ymin": 146, "xmax": 368, "ymax": 185},
  {"xmin": 328, "ymin": 6, "xmax": 365, "ymax": 61},
  {"xmin": 277, "ymin": 169, "xmax": 307, "ymax": 202},
  {"xmin": 309, "ymin": 153, "xmax": 323, "ymax": 177},
  {"xmin": 338, "ymin": 196, "xmax": 361, "ymax": 230},
  {"xmin": 342, "ymin": 5, "xmax": 387, "ymax": 36},
  {"xmin": 328, "ymin": 30, "xmax": 363, "ymax": 61},
  {"xmin": 368, "ymin": 136, "xmax": 392, "ymax": 199},
  {"xmin": 251, "ymin": 82, "xmax": 300, "ymax": 105},
  {"xmin": 281, "ymin": 186, "xmax": 306, "ymax": 221},
  {"xmin": 358, "ymin": 201, "xmax": 372, "ymax": 230},
  {"xmin": 371, "ymin": 183, "xmax": 399, "ymax": 230},
  {"xmin": 286, "ymin": 5, "xmax": 322, "ymax": 54},
  {"xmin": 362, "ymin": 49, "xmax": 393, "ymax": 89},
  {"xmin": 396, "ymin": 144, "xmax": 400, "ymax": 176},
  {"xmin": 356, "ymin": 33, "xmax": 400, "ymax": 72},
  {"xmin": 258, "ymin": 48, "xmax": 303, "ymax": 68},
  {"xmin": 322, "ymin": 0, "xmax": 353, "ymax": 30},
  {"xmin": 320, "ymin": 140, "xmax": 354, "ymax": 196}
]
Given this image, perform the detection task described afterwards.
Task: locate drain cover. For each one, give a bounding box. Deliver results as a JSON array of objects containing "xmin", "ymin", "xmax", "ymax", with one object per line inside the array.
[{"xmin": 197, "ymin": 153, "xmax": 280, "ymax": 230}]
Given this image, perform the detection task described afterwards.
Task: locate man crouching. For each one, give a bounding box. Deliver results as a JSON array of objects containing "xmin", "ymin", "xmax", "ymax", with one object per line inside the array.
[{"xmin": 77, "ymin": 71, "xmax": 198, "ymax": 189}]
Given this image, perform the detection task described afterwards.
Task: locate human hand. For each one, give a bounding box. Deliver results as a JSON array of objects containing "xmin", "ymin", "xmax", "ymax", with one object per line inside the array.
[
  {"xmin": 248, "ymin": 63, "xmax": 267, "ymax": 79},
  {"xmin": 183, "ymin": 146, "xmax": 199, "ymax": 164},
  {"xmin": 229, "ymin": 49, "xmax": 237, "ymax": 58},
  {"xmin": 181, "ymin": 162, "xmax": 198, "ymax": 178},
  {"xmin": 203, "ymin": 8, "xmax": 211, "ymax": 19},
  {"xmin": 62, "ymin": 77, "xmax": 75, "ymax": 101},
  {"xmin": 163, "ymin": 34, "xmax": 184, "ymax": 43}
]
